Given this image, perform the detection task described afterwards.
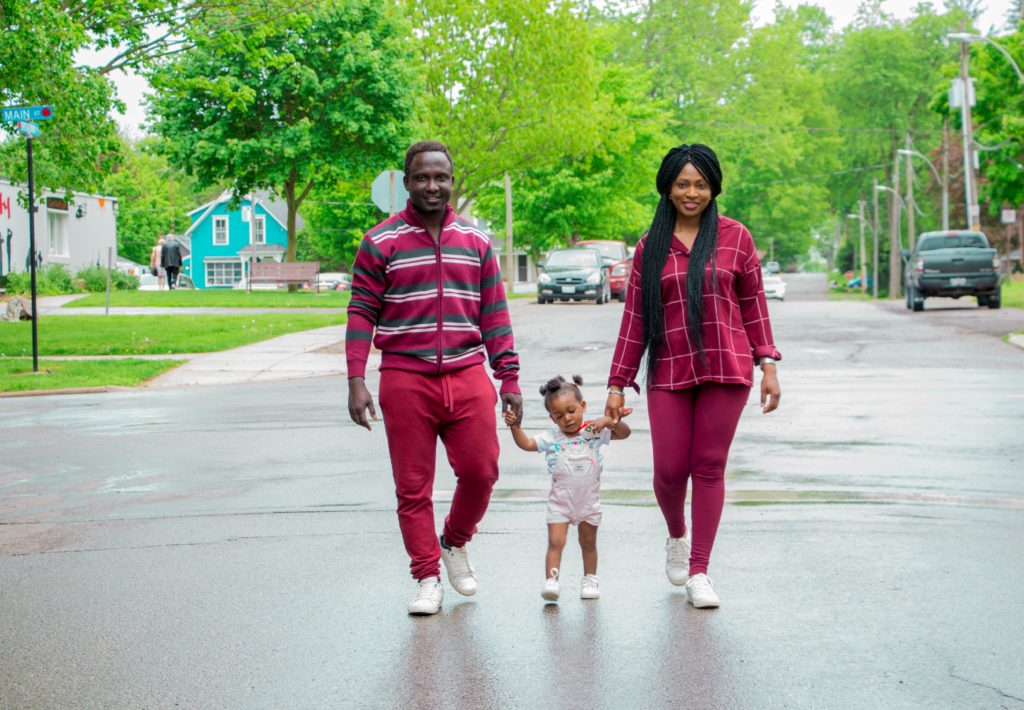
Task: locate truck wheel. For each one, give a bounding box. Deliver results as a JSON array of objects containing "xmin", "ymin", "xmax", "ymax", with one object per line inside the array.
[
  {"xmin": 988, "ymin": 288, "xmax": 1002, "ymax": 309},
  {"xmin": 909, "ymin": 285, "xmax": 924, "ymax": 312},
  {"xmin": 977, "ymin": 295, "xmax": 989, "ymax": 307}
]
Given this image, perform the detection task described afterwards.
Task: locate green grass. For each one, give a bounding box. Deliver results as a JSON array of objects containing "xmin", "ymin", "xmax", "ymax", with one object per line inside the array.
[
  {"xmin": 1003, "ymin": 277, "xmax": 1024, "ymax": 310},
  {"xmin": 0, "ymin": 313, "xmax": 343, "ymax": 356},
  {"xmin": 65, "ymin": 289, "xmax": 350, "ymax": 308},
  {"xmin": 0, "ymin": 358, "xmax": 182, "ymax": 392}
]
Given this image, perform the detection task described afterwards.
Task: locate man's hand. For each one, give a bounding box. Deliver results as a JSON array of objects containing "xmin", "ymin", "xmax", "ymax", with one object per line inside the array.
[
  {"xmin": 501, "ymin": 392, "xmax": 523, "ymax": 426},
  {"xmin": 760, "ymin": 365, "xmax": 780, "ymax": 414},
  {"xmin": 348, "ymin": 377, "xmax": 378, "ymax": 430}
]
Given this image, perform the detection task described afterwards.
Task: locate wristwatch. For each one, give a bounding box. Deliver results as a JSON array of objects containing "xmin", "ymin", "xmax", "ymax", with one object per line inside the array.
[{"xmin": 757, "ymin": 357, "xmax": 778, "ymax": 370}]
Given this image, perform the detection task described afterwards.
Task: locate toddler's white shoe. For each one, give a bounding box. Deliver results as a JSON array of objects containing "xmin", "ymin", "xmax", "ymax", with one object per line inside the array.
[
  {"xmin": 408, "ymin": 577, "xmax": 443, "ymax": 615},
  {"xmin": 440, "ymin": 535, "xmax": 478, "ymax": 596},
  {"xmin": 580, "ymin": 574, "xmax": 600, "ymax": 600},
  {"xmin": 665, "ymin": 536, "xmax": 691, "ymax": 586},
  {"xmin": 541, "ymin": 568, "xmax": 560, "ymax": 602},
  {"xmin": 684, "ymin": 573, "xmax": 720, "ymax": 609}
]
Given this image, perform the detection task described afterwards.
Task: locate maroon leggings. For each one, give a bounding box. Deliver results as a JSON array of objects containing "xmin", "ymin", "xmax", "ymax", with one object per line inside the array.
[
  {"xmin": 378, "ymin": 365, "xmax": 499, "ymax": 580},
  {"xmin": 647, "ymin": 383, "xmax": 749, "ymax": 575}
]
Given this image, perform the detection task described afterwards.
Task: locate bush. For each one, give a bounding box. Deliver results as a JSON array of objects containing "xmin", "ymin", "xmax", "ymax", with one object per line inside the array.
[
  {"xmin": 3, "ymin": 264, "xmax": 77, "ymax": 295},
  {"xmin": 75, "ymin": 266, "xmax": 139, "ymax": 292}
]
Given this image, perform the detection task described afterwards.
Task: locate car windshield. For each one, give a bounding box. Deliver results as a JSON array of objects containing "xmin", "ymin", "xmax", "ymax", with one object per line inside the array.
[
  {"xmin": 547, "ymin": 250, "xmax": 599, "ymax": 268},
  {"xmin": 918, "ymin": 234, "xmax": 987, "ymax": 250},
  {"xmin": 578, "ymin": 242, "xmax": 626, "ymax": 260}
]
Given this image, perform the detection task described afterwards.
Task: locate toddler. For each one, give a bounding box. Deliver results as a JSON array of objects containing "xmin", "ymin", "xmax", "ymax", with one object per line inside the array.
[{"xmin": 504, "ymin": 375, "xmax": 631, "ymax": 602}]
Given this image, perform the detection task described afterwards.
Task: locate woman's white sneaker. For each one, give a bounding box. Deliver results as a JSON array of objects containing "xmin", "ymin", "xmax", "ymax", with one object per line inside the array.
[
  {"xmin": 408, "ymin": 577, "xmax": 444, "ymax": 615},
  {"xmin": 684, "ymin": 573, "xmax": 720, "ymax": 608},
  {"xmin": 665, "ymin": 536, "xmax": 691, "ymax": 586},
  {"xmin": 580, "ymin": 574, "xmax": 600, "ymax": 600},
  {"xmin": 541, "ymin": 568, "xmax": 560, "ymax": 602}
]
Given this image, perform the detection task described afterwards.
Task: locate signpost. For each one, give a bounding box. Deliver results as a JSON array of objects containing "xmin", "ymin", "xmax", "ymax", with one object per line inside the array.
[
  {"xmin": 371, "ymin": 169, "xmax": 408, "ymax": 216},
  {"xmin": 3, "ymin": 105, "xmax": 55, "ymax": 372}
]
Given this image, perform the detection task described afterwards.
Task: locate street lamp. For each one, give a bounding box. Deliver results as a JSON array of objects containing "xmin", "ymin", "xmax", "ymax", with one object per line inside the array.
[
  {"xmin": 897, "ymin": 148, "xmax": 949, "ymax": 231},
  {"xmin": 947, "ymin": 32, "xmax": 1024, "ymax": 86}
]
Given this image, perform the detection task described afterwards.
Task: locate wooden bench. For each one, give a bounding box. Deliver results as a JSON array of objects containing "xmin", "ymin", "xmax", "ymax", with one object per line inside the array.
[{"xmin": 248, "ymin": 261, "xmax": 321, "ymax": 290}]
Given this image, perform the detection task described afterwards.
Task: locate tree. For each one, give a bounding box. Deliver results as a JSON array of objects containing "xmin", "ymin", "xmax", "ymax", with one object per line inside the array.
[
  {"xmin": 101, "ymin": 137, "xmax": 213, "ymax": 264},
  {"xmin": 148, "ymin": 0, "xmax": 416, "ymax": 261},
  {"xmin": 402, "ymin": 0, "xmax": 604, "ymax": 211}
]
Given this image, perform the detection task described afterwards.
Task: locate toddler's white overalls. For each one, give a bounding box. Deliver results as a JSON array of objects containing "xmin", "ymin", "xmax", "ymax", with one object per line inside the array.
[{"xmin": 541, "ymin": 427, "xmax": 609, "ymax": 526}]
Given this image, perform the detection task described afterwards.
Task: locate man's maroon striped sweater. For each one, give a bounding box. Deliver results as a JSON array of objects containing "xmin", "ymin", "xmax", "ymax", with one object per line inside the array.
[{"xmin": 345, "ymin": 203, "xmax": 521, "ymax": 394}]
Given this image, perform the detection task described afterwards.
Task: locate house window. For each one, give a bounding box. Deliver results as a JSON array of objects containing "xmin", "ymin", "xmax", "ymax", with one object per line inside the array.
[
  {"xmin": 47, "ymin": 210, "xmax": 69, "ymax": 257},
  {"xmin": 517, "ymin": 254, "xmax": 528, "ymax": 282},
  {"xmin": 213, "ymin": 216, "xmax": 229, "ymax": 245},
  {"xmin": 205, "ymin": 259, "xmax": 242, "ymax": 287},
  {"xmin": 252, "ymin": 216, "xmax": 266, "ymax": 244}
]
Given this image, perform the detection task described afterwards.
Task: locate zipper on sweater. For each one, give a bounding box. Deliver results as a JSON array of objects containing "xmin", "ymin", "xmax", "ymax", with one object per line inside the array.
[{"xmin": 434, "ymin": 230, "xmax": 444, "ymax": 374}]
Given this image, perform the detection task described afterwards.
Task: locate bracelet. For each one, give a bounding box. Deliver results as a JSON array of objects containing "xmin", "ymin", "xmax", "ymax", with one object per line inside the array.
[
  {"xmin": 607, "ymin": 388, "xmax": 625, "ymax": 396},
  {"xmin": 757, "ymin": 357, "xmax": 778, "ymax": 370}
]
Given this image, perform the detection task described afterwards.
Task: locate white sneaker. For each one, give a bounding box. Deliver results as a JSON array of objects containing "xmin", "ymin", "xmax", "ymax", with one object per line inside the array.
[
  {"xmin": 665, "ymin": 536, "xmax": 691, "ymax": 586},
  {"xmin": 408, "ymin": 577, "xmax": 443, "ymax": 615},
  {"xmin": 440, "ymin": 536, "xmax": 478, "ymax": 596},
  {"xmin": 541, "ymin": 568, "xmax": 560, "ymax": 602},
  {"xmin": 580, "ymin": 574, "xmax": 600, "ymax": 600},
  {"xmin": 685, "ymin": 573, "xmax": 720, "ymax": 608}
]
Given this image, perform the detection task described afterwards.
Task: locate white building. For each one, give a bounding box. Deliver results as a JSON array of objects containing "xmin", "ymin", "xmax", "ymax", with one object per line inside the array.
[{"xmin": 0, "ymin": 178, "xmax": 118, "ymax": 277}]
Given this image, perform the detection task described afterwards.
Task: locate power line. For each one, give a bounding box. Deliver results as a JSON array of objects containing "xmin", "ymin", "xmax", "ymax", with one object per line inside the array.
[
  {"xmin": 679, "ymin": 121, "xmax": 943, "ymax": 136},
  {"xmin": 735, "ymin": 163, "xmax": 887, "ymax": 188}
]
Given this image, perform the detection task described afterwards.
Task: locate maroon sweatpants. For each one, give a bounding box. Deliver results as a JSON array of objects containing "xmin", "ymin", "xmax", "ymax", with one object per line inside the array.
[
  {"xmin": 378, "ymin": 364, "xmax": 500, "ymax": 581},
  {"xmin": 647, "ymin": 383, "xmax": 749, "ymax": 576}
]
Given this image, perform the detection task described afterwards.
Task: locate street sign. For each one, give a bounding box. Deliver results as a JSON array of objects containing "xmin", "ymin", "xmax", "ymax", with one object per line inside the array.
[
  {"xmin": 2, "ymin": 105, "xmax": 54, "ymax": 122},
  {"xmin": 17, "ymin": 121, "xmax": 40, "ymax": 138},
  {"xmin": 371, "ymin": 169, "xmax": 409, "ymax": 214}
]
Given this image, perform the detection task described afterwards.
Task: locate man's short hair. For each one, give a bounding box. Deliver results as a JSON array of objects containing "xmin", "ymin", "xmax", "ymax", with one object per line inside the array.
[{"xmin": 404, "ymin": 141, "xmax": 453, "ymax": 176}]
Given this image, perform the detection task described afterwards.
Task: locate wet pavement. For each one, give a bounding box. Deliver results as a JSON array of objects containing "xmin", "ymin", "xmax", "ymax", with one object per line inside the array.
[{"xmin": 1, "ymin": 298, "xmax": 1023, "ymax": 708}]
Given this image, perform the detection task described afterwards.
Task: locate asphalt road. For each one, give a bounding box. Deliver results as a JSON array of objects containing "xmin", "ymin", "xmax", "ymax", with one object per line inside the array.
[{"xmin": 2, "ymin": 297, "xmax": 1023, "ymax": 709}]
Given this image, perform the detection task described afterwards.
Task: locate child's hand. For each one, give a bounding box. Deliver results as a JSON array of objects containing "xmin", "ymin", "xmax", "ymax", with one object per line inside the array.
[
  {"xmin": 503, "ymin": 410, "xmax": 519, "ymax": 427},
  {"xmin": 618, "ymin": 407, "xmax": 633, "ymax": 419}
]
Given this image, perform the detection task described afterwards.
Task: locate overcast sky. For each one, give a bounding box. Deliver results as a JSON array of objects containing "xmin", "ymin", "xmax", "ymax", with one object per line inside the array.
[{"xmin": 105, "ymin": 0, "xmax": 1016, "ymax": 136}]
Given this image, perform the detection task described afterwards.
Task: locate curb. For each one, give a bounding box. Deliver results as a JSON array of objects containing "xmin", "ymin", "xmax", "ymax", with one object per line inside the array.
[{"xmin": 0, "ymin": 385, "xmax": 135, "ymax": 399}]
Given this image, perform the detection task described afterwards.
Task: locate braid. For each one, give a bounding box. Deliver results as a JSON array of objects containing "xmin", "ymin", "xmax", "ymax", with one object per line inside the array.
[
  {"xmin": 539, "ymin": 374, "xmax": 584, "ymax": 411},
  {"xmin": 640, "ymin": 144, "xmax": 723, "ymax": 380}
]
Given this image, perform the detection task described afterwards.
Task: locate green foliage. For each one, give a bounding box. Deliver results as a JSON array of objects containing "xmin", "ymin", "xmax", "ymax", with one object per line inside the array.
[
  {"xmin": 148, "ymin": 0, "xmax": 416, "ymax": 261},
  {"xmin": 3, "ymin": 264, "xmax": 76, "ymax": 295},
  {"xmin": 66, "ymin": 289, "xmax": 350, "ymax": 308},
  {"xmin": 101, "ymin": 137, "xmax": 210, "ymax": 264},
  {"xmin": 403, "ymin": 0, "xmax": 604, "ymax": 210},
  {"xmin": 297, "ymin": 177, "xmax": 384, "ymax": 271},
  {"xmin": 74, "ymin": 266, "xmax": 139, "ymax": 292}
]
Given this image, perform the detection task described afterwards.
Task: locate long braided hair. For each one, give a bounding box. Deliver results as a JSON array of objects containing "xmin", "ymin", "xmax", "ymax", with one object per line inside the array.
[{"xmin": 640, "ymin": 144, "xmax": 723, "ymax": 380}]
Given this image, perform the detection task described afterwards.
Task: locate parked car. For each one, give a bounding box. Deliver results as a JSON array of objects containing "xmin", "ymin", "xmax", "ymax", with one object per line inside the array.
[
  {"xmin": 904, "ymin": 230, "xmax": 1002, "ymax": 311},
  {"xmin": 764, "ymin": 260, "xmax": 781, "ymax": 274},
  {"xmin": 575, "ymin": 239, "xmax": 630, "ymax": 301},
  {"xmin": 763, "ymin": 274, "xmax": 786, "ymax": 301},
  {"xmin": 537, "ymin": 248, "xmax": 611, "ymax": 304},
  {"xmin": 315, "ymin": 272, "xmax": 351, "ymax": 291}
]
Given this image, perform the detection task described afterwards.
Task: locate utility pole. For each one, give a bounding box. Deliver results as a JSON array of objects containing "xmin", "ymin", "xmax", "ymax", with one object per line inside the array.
[
  {"xmin": 957, "ymin": 30, "xmax": 980, "ymax": 230},
  {"xmin": 941, "ymin": 119, "xmax": 950, "ymax": 234},
  {"xmin": 858, "ymin": 200, "xmax": 867, "ymax": 295},
  {"xmin": 889, "ymin": 153, "xmax": 901, "ymax": 298},
  {"xmin": 504, "ymin": 172, "xmax": 514, "ymax": 288},
  {"xmin": 872, "ymin": 178, "xmax": 880, "ymax": 299},
  {"xmin": 904, "ymin": 133, "xmax": 916, "ymax": 251}
]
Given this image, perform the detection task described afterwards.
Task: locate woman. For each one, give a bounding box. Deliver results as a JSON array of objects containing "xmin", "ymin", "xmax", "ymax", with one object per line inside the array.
[
  {"xmin": 150, "ymin": 237, "xmax": 166, "ymax": 291},
  {"xmin": 605, "ymin": 144, "xmax": 781, "ymax": 609}
]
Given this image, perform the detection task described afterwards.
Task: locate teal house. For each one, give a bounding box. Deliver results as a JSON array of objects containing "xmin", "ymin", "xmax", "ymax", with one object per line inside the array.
[{"xmin": 181, "ymin": 190, "xmax": 300, "ymax": 288}]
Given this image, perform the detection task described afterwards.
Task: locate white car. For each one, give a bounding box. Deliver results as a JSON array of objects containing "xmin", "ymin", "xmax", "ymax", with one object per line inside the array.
[{"xmin": 763, "ymin": 274, "xmax": 786, "ymax": 301}]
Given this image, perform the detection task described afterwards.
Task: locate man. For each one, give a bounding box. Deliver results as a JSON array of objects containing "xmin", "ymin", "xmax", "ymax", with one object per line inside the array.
[
  {"xmin": 161, "ymin": 234, "xmax": 183, "ymax": 289},
  {"xmin": 346, "ymin": 141, "xmax": 523, "ymax": 616}
]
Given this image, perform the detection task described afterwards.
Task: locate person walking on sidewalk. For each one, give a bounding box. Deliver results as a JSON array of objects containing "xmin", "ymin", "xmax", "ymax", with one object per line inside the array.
[
  {"xmin": 604, "ymin": 143, "xmax": 781, "ymax": 609},
  {"xmin": 161, "ymin": 234, "xmax": 183, "ymax": 290},
  {"xmin": 346, "ymin": 140, "xmax": 523, "ymax": 616}
]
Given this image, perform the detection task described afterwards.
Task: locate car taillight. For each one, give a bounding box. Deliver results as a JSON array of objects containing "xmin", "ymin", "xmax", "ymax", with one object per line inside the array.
[
  {"xmin": 914, "ymin": 257, "xmax": 924, "ymax": 275},
  {"xmin": 992, "ymin": 255, "xmax": 1000, "ymax": 270}
]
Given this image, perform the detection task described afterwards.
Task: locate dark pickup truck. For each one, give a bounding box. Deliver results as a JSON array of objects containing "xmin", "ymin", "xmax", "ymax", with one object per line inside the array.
[{"xmin": 904, "ymin": 230, "xmax": 1002, "ymax": 311}]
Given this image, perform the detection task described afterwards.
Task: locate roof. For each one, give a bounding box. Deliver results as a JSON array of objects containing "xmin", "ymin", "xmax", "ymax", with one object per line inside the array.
[{"xmin": 185, "ymin": 189, "xmax": 302, "ymax": 236}]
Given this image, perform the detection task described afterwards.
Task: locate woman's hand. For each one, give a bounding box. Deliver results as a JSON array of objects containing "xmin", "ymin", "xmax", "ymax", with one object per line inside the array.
[
  {"xmin": 760, "ymin": 365, "xmax": 780, "ymax": 414},
  {"xmin": 604, "ymin": 391, "xmax": 626, "ymax": 423}
]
